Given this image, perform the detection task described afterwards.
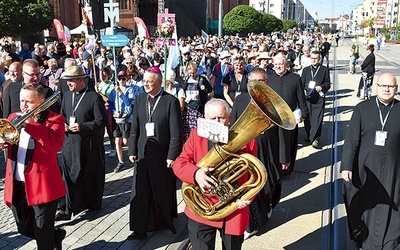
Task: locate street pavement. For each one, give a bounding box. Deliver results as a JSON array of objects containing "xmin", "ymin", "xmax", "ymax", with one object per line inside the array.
[{"xmin": 0, "ymin": 39, "xmax": 399, "ymax": 250}]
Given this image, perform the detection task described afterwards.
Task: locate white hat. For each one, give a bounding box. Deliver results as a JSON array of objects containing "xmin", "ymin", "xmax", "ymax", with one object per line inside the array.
[
  {"xmin": 219, "ymin": 50, "xmax": 231, "ymax": 59},
  {"xmin": 195, "ymin": 44, "xmax": 204, "ymax": 50},
  {"xmin": 275, "ymin": 39, "xmax": 281, "ymax": 43},
  {"xmin": 284, "ymin": 41, "xmax": 291, "ymax": 47},
  {"xmin": 181, "ymin": 46, "xmax": 190, "ymax": 54}
]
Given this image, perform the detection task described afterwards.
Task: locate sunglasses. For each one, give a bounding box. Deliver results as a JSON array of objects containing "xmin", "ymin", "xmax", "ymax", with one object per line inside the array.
[
  {"xmin": 118, "ymin": 77, "xmax": 127, "ymax": 81},
  {"xmin": 183, "ymin": 53, "xmax": 190, "ymax": 56}
]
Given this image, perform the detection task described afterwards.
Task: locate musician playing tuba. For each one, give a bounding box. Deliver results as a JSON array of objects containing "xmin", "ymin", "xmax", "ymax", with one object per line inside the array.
[
  {"xmin": 173, "ymin": 98, "xmax": 255, "ymax": 249},
  {"xmin": 1, "ymin": 83, "xmax": 67, "ymax": 249}
]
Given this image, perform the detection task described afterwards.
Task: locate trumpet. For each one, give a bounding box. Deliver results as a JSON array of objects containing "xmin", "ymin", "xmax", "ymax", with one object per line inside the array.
[{"xmin": 0, "ymin": 92, "xmax": 61, "ymax": 144}]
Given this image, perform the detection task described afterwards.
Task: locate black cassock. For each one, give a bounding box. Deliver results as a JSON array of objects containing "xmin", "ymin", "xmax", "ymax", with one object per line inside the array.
[
  {"xmin": 341, "ymin": 97, "xmax": 400, "ymax": 249},
  {"xmin": 60, "ymin": 88, "xmax": 106, "ymax": 215},
  {"xmin": 128, "ymin": 91, "xmax": 183, "ymax": 234},
  {"xmin": 267, "ymin": 71, "xmax": 308, "ymax": 171},
  {"xmin": 231, "ymin": 93, "xmax": 281, "ymax": 231},
  {"xmin": 301, "ymin": 64, "xmax": 331, "ymax": 142}
]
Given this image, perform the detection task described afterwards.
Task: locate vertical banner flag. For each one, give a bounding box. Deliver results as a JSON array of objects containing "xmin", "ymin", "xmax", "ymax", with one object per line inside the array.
[
  {"xmin": 167, "ymin": 25, "xmax": 180, "ymax": 69},
  {"xmin": 53, "ymin": 19, "xmax": 66, "ymax": 42},
  {"xmin": 134, "ymin": 17, "xmax": 150, "ymax": 41}
]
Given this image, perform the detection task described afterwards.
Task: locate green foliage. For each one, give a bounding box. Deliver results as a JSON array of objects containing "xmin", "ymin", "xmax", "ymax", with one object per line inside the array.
[
  {"xmin": 0, "ymin": 0, "xmax": 54, "ymax": 38},
  {"xmin": 223, "ymin": 5, "xmax": 263, "ymax": 35},
  {"xmin": 260, "ymin": 14, "xmax": 283, "ymax": 33},
  {"xmin": 282, "ymin": 20, "xmax": 297, "ymax": 32}
]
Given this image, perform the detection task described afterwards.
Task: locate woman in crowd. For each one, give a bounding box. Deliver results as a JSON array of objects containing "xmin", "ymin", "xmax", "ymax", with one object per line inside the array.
[
  {"xmin": 42, "ymin": 58, "xmax": 63, "ymax": 91},
  {"xmin": 98, "ymin": 66, "xmax": 117, "ymax": 158},
  {"xmin": 182, "ymin": 61, "xmax": 212, "ymax": 139},
  {"xmin": 223, "ymin": 55, "xmax": 249, "ymax": 107},
  {"xmin": 357, "ymin": 44, "xmax": 376, "ymax": 99},
  {"xmin": 164, "ymin": 69, "xmax": 185, "ymax": 111}
]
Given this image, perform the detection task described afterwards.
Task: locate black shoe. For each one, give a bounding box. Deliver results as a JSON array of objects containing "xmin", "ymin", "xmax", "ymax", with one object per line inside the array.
[
  {"xmin": 114, "ymin": 162, "xmax": 125, "ymax": 173},
  {"xmin": 305, "ymin": 138, "xmax": 311, "ymax": 142},
  {"xmin": 55, "ymin": 211, "xmax": 71, "ymax": 221},
  {"xmin": 126, "ymin": 231, "xmax": 147, "ymax": 240},
  {"xmin": 54, "ymin": 228, "xmax": 66, "ymax": 250},
  {"xmin": 281, "ymin": 169, "xmax": 291, "ymax": 176},
  {"xmin": 312, "ymin": 140, "xmax": 319, "ymax": 149}
]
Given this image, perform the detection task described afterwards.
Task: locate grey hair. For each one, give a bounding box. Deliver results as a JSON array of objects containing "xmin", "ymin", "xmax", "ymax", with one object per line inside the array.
[{"xmin": 204, "ymin": 98, "xmax": 231, "ymax": 117}]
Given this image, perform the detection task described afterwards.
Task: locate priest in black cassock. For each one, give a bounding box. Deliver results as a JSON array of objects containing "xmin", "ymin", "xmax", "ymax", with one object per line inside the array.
[
  {"xmin": 230, "ymin": 68, "xmax": 282, "ymax": 236},
  {"xmin": 127, "ymin": 67, "xmax": 184, "ymax": 240},
  {"xmin": 267, "ymin": 55, "xmax": 308, "ymax": 175},
  {"xmin": 301, "ymin": 51, "xmax": 331, "ymax": 149},
  {"xmin": 341, "ymin": 73, "xmax": 400, "ymax": 250},
  {"xmin": 56, "ymin": 66, "xmax": 106, "ymax": 221}
]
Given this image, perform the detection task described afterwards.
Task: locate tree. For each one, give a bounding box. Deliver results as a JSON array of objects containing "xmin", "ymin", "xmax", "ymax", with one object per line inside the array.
[
  {"xmin": 360, "ymin": 17, "xmax": 376, "ymax": 36},
  {"xmin": 0, "ymin": 0, "xmax": 54, "ymax": 38},
  {"xmin": 282, "ymin": 20, "xmax": 298, "ymax": 32},
  {"xmin": 223, "ymin": 5, "xmax": 263, "ymax": 35},
  {"xmin": 259, "ymin": 13, "xmax": 283, "ymax": 33}
]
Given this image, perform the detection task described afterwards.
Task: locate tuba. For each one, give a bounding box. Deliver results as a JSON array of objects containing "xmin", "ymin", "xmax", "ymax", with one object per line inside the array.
[
  {"xmin": 181, "ymin": 80, "xmax": 296, "ymax": 221},
  {"xmin": 0, "ymin": 92, "xmax": 61, "ymax": 144}
]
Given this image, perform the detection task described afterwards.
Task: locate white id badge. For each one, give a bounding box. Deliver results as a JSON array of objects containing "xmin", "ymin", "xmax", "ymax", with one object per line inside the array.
[
  {"xmin": 146, "ymin": 122, "xmax": 155, "ymax": 137},
  {"xmin": 69, "ymin": 116, "xmax": 76, "ymax": 125},
  {"xmin": 374, "ymin": 130, "xmax": 387, "ymax": 146},
  {"xmin": 308, "ymin": 81, "xmax": 316, "ymax": 89}
]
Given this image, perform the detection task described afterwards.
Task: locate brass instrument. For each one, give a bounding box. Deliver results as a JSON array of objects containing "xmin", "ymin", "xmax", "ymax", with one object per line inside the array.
[
  {"xmin": 182, "ymin": 80, "xmax": 297, "ymax": 221},
  {"xmin": 0, "ymin": 92, "xmax": 61, "ymax": 144}
]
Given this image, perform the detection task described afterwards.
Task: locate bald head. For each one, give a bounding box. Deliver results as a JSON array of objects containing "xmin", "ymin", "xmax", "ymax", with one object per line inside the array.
[
  {"xmin": 375, "ymin": 73, "xmax": 398, "ymax": 105},
  {"xmin": 8, "ymin": 62, "xmax": 23, "ymax": 82}
]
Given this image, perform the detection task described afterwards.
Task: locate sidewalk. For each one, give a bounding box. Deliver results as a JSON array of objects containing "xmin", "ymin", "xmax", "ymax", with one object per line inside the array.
[{"xmin": 0, "ymin": 39, "xmax": 399, "ymax": 250}]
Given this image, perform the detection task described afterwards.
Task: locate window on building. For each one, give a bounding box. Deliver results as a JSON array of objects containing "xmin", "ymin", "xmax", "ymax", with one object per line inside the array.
[
  {"xmin": 270, "ymin": 4, "xmax": 274, "ymax": 7},
  {"xmin": 119, "ymin": 0, "xmax": 128, "ymax": 10}
]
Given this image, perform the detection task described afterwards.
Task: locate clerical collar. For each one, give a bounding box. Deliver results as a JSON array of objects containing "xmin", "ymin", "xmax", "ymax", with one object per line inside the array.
[
  {"xmin": 277, "ymin": 70, "xmax": 288, "ymax": 77},
  {"xmin": 148, "ymin": 89, "xmax": 162, "ymax": 99},
  {"xmin": 75, "ymin": 87, "xmax": 87, "ymax": 95}
]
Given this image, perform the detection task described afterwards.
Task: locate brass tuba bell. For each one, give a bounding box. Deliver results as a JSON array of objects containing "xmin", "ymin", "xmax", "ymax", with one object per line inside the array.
[{"xmin": 181, "ymin": 80, "xmax": 296, "ymax": 221}]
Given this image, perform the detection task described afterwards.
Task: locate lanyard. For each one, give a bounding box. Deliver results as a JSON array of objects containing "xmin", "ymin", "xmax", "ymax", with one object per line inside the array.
[
  {"xmin": 72, "ymin": 87, "xmax": 88, "ymax": 116},
  {"xmin": 311, "ymin": 65, "xmax": 320, "ymax": 80},
  {"xmin": 147, "ymin": 90, "xmax": 162, "ymax": 122},
  {"xmin": 375, "ymin": 97, "xmax": 394, "ymax": 131}
]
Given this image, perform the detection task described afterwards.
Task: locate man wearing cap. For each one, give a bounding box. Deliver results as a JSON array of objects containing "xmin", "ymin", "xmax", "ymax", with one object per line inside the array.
[
  {"xmin": 175, "ymin": 46, "xmax": 192, "ymax": 83},
  {"xmin": 3, "ymin": 59, "xmax": 56, "ymax": 118},
  {"xmin": 210, "ymin": 50, "xmax": 232, "ymax": 99},
  {"xmin": 127, "ymin": 67, "xmax": 184, "ymax": 240},
  {"xmin": 108, "ymin": 70, "xmax": 138, "ymax": 173},
  {"xmin": 55, "ymin": 66, "xmax": 106, "ymax": 221},
  {"xmin": 81, "ymin": 50, "xmax": 99, "ymax": 90}
]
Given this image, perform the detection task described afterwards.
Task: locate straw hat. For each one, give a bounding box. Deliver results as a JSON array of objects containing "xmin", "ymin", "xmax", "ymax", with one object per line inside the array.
[
  {"xmin": 257, "ymin": 52, "xmax": 271, "ymax": 60},
  {"xmin": 61, "ymin": 66, "xmax": 86, "ymax": 79}
]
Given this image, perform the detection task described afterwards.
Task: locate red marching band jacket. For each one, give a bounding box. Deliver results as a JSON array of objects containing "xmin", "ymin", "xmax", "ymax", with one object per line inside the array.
[
  {"xmin": 3, "ymin": 111, "xmax": 67, "ymax": 207},
  {"xmin": 173, "ymin": 128, "xmax": 257, "ymax": 236}
]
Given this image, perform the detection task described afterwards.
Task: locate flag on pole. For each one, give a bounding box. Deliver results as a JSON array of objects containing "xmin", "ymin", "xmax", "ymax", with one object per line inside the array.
[
  {"xmin": 167, "ymin": 25, "xmax": 180, "ymax": 69},
  {"xmin": 53, "ymin": 19, "xmax": 66, "ymax": 42},
  {"xmin": 201, "ymin": 30, "xmax": 209, "ymax": 43},
  {"xmin": 134, "ymin": 17, "xmax": 150, "ymax": 41},
  {"xmin": 82, "ymin": 8, "xmax": 93, "ymax": 26}
]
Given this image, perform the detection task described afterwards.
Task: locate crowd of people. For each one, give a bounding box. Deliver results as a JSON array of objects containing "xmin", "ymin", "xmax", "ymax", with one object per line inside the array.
[{"xmin": 0, "ymin": 29, "xmax": 396, "ymax": 250}]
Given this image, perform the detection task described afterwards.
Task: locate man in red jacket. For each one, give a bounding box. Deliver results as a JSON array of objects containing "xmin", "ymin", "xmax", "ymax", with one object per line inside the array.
[
  {"xmin": 173, "ymin": 98, "xmax": 254, "ymax": 250},
  {"xmin": 2, "ymin": 84, "xmax": 67, "ymax": 250}
]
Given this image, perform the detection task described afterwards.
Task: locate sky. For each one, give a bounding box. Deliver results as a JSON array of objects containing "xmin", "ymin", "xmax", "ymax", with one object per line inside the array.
[{"xmin": 301, "ymin": 0, "xmax": 364, "ymax": 19}]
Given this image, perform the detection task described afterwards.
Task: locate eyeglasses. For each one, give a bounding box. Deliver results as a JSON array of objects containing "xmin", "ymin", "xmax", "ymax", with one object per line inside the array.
[
  {"xmin": 310, "ymin": 57, "xmax": 319, "ymax": 60},
  {"xmin": 118, "ymin": 77, "xmax": 127, "ymax": 81},
  {"xmin": 143, "ymin": 80, "xmax": 156, "ymax": 84},
  {"xmin": 23, "ymin": 71, "xmax": 40, "ymax": 77},
  {"xmin": 183, "ymin": 53, "xmax": 190, "ymax": 56},
  {"xmin": 377, "ymin": 83, "xmax": 397, "ymax": 89}
]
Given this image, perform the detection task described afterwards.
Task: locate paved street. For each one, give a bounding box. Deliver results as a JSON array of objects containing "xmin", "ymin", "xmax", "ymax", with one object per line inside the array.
[{"xmin": 1, "ymin": 39, "xmax": 399, "ymax": 250}]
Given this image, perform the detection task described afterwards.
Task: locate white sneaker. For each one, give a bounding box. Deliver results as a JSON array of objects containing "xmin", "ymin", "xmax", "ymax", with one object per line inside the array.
[
  {"xmin": 109, "ymin": 149, "xmax": 116, "ymax": 158},
  {"xmin": 244, "ymin": 229, "xmax": 258, "ymax": 240}
]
